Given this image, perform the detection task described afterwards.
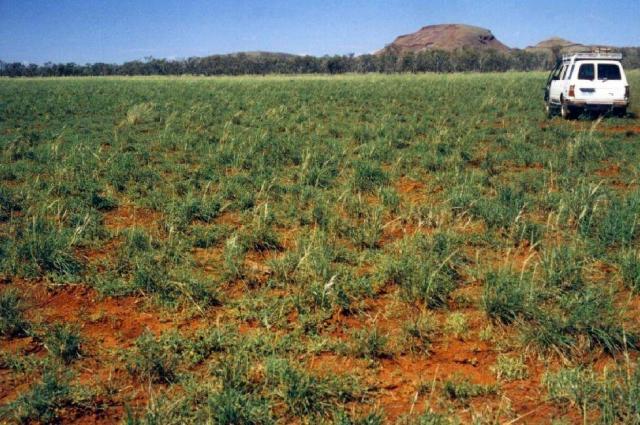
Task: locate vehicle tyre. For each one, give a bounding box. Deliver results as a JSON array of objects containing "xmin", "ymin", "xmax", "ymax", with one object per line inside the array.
[
  {"xmin": 545, "ymin": 101, "xmax": 553, "ymax": 117},
  {"xmin": 560, "ymin": 101, "xmax": 573, "ymax": 120}
]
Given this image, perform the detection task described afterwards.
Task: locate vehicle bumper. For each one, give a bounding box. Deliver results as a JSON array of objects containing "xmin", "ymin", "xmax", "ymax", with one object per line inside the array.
[{"xmin": 566, "ymin": 99, "xmax": 628, "ymax": 110}]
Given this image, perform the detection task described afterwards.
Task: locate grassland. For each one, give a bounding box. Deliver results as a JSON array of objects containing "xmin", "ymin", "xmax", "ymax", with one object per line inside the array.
[{"xmin": 1, "ymin": 72, "xmax": 640, "ymax": 424}]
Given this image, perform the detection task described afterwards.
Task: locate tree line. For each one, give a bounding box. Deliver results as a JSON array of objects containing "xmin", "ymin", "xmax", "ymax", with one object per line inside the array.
[{"xmin": 2, "ymin": 47, "xmax": 640, "ymax": 77}]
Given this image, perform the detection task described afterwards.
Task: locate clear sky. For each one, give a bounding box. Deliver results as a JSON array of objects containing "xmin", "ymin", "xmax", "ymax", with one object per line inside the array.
[{"xmin": 1, "ymin": 0, "xmax": 639, "ymax": 64}]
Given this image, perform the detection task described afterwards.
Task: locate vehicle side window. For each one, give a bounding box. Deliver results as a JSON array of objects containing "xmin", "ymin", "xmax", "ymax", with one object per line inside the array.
[
  {"xmin": 560, "ymin": 65, "xmax": 567, "ymax": 80},
  {"xmin": 578, "ymin": 64, "xmax": 595, "ymax": 81},
  {"xmin": 551, "ymin": 65, "xmax": 562, "ymax": 80},
  {"xmin": 598, "ymin": 64, "xmax": 621, "ymax": 80},
  {"xmin": 567, "ymin": 65, "xmax": 575, "ymax": 80}
]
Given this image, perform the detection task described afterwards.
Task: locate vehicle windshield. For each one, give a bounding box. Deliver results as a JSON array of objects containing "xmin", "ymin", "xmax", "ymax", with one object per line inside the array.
[{"xmin": 598, "ymin": 64, "xmax": 622, "ymax": 80}]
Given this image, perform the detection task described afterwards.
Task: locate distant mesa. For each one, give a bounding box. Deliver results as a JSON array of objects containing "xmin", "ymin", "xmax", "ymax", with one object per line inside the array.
[{"xmin": 376, "ymin": 24, "xmax": 510, "ymax": 55}]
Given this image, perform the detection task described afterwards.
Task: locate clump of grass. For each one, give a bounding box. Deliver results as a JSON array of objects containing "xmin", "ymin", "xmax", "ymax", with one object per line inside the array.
[
  {"xmin": 350, "ymin": 328, "xmax": 390, "ymax": 359},
  {"xmin": 89, "ymin": 190, "xmax": 118, "ymax": 211},
  {"xmin": 0, "ymin": 367, "xmax": 72, "ymax": 423},
  {"xmin": 242, "ymin": 223, "xmax": 281, "ymax": 252},
  {"xmin": 444, "ymin": 312, "xmax": 469, "ymax": 340},
  {"xmin": 512, "ymin": 220, "xmax": 544, "ymax": 247},
  {"xmin": 223, "ymin": 234, "xmax": 247, "ymax": 281},
  {"xmin": 472, "ymin": 186, "xmax": 526, "ymax": 230},
  {"xmin": 350, "ymin": 207, "xmax": 384, "ymax": 249},
  {"xmin": 204, "ymin": 355, "xmax": 271, "ymax": 422},
  {"xmin": 412, "ymin": 410, "xmax": 450, "ymax": 425},
  {"xmin": 491, "ymin": 354, "xmax": 528, "ymax": 381},
  {"xmin": 334, "ymin": 410, "xmax": 385, "ymax": 425},
  {"xmin": 0, "ymin": 186, "xmax": 21, "ymax": 222},
  {"xmin": 442, "ymin": 375, "xmax": 498, "ymax": 403},
  {"xmin": 106, "ymin": 152, "xmax": 161, "ymax": 193},
  {"xmin": 381, "ymin": 234, "xmax": 461, "ymax": 308},
  {"xmin": 524, "ymin": 286, "xmax": 637, "ymax": 356},
  {"xmin": 352, "ymin": 161, "xmax": 388, "ymax": 192},
  {"xmin": 594, "ymin": 192, "xmax": 640, "ymax": 247},
  {"xmin": 122, "ymin": 227, "xmax": 153, "ymax": 255},
  {"xmin": 598, "ymin": 358, "xmax": 640, "ymax": 424},
  {"xmin": 540, "ymin": 245, "xmax": 585, "ymax": 292},
  {"xmin": 0, "ymin": 288, "xmax": 29, "ymax": 337},
  {"xmin": 543, "ymin": 367, "xmax": 598, "ymax": 420},
  {"xmin": 266, "ymin": 359, "xmax": 360, "ymax": 417},
  {"xmin": 482, "ymin": 270, "xmax": 538, "ymax": 325},
  {"xmin": 542, "ymin": 360, "xmax": 640, "ymax": 423},
  {"xmin": 205, "ymin": 387, "xmax": 273, "ymax": 424},
  {"xmin": 402, "ymin": 312, "xmax": 436, "ymax": 354},
  {"xmin": 124, "ymin": 102, "xmax": 157, "ymax": 126},
  {"xmin": 190, "ymin": 224, "xmax": 232, "ymax": 249},
  {"xmin": 127, "ymin": 330, "xmax": 179, "ymax": 383},
  {"xmin": 132, "ymin": 258, "xmax": 171, "ymax": 295},
  {"xmin": 16, "ymin": 216, "xmax": 82, "ymax": 278},
  {"xmin": 170, "ymin": 193, "xmax": 221, "ymax": 229},
  {"xmin": 43, "ymin": 323, "xmax": 82, "ymax": 363},
  {"xmin": 618, "ymin": 249, "xmax": 640, "ymax": 293},
  {"xmin": 379, "ymin": 186, "xmax": 400, "ymax": 213}
]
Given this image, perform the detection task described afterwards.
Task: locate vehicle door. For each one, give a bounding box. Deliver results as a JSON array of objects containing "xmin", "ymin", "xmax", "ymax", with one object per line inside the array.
[
  {"xmin": 573, "ymin": 62, "xmax": 596, "ymax": 102},
  {"xmin": 545, "ymin": 63, "xmax": 561, "ymax": 102},
  {"xmin": 593, "ymin": 62, "xmax": 626, "ymax": 103},
  {"xmin": 548, "ymin": 64, "xmax": 566, "ymax": 104}
]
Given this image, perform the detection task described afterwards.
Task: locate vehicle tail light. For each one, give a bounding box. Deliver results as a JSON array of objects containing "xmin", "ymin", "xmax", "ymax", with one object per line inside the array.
[
  {"xmin": 625, "ymin": 86, "xmax": 630, "ymax": 99},
  {"xmin": 568, "ymin": 85, "xmax": 575, "ymax": 97}
]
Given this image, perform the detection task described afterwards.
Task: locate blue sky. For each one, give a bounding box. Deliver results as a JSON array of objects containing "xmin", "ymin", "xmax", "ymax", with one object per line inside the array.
[{"xmin": 1, "ymin": 0, "xmax": 639, "ymax": 64}]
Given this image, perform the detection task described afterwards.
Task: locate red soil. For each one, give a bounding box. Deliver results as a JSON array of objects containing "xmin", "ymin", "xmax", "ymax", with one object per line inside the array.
[{"xmin": 103, "ymin": 205, "xmax": 162, "ymax": 232}]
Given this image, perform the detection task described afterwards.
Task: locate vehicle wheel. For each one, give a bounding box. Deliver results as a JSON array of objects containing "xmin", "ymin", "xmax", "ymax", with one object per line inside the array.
[
  {"xmin": 545, "ymin": 101, "xmax": 553, "ymax": 117},
  {"xmin": 560, "ymin": 101, "xmax": 573, "ymax": 120}
]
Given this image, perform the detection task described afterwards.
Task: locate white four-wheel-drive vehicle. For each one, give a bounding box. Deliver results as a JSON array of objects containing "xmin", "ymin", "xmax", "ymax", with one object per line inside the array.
[{"xmin": 545, "ymin": 52, "xmax": 630, "ymax": 119}]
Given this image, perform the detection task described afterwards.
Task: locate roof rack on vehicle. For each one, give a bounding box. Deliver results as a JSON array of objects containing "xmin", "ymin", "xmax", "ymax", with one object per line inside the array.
[{"xmin": 562, "ymin": 52, "xmax": 623, "ymax": 62}]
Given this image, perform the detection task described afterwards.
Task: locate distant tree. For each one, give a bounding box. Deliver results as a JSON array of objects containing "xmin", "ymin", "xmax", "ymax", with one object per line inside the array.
[{"xmin": 1, "ymin": 46, "xmax": 638, "ymax": 77}]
